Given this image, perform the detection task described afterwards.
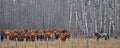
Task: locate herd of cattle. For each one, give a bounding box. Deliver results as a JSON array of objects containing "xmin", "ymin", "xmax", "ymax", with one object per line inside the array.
[{"xmin": 0, "ymin": 28, "xmax": 70, "ymax": 41}]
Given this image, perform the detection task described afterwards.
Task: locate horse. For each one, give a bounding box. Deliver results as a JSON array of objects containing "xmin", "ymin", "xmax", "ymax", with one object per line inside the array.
[{"xmin": 94, "ymin": 32, "xmax": 110, "ymax": 41}]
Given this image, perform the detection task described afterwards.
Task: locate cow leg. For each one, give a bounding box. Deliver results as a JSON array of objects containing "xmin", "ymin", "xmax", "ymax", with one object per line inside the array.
[
  {"xmin": 55, "ymin": 34, "xmax": 59, "ymax": 40},
  {"xmin": 48, "ymin": 36, "xmax": 51, "ymax": 41},
  {"xmin": 1, "ymin": 36, "xmax": 4, "ymax": 41},
  {"xmin": 39, "ymin": 35, "xmax": 41, "ymax": 41},
  {"xmin": 39, "ymin": 35, "xmax": 44, "ymax": 41},
  {"xmin": 31, "ymin": 38, "xmax": 35, "ymax": 41},
  {"xmin": 37, "ymin": 35, "xmax": 39, "ymax": 40}
]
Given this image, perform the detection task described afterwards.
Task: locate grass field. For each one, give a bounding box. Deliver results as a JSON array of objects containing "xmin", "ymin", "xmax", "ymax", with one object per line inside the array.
[{"xmin": 0, "ymin": 38, "xmax": 120, "ymax": 48}]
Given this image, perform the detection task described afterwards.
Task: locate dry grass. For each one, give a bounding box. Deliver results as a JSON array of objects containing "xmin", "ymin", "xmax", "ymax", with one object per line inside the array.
[{"xmin": 0, "ymin": 38, "xmax": 120, "ymax": 48}]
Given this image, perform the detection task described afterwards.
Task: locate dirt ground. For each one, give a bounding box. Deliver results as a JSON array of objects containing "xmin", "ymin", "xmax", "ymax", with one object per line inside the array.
[{"xmin": 0, "ymin": 38, "xmax": 120, "ymax": 48}]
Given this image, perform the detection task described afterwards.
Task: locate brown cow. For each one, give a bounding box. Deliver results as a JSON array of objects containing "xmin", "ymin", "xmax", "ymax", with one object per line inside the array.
[
  {"xmin": 59, "ymin": 33, "xmax": 70, "ymax": 41},
  {"xmin": 25, "ymin": 33, "xmax": 31, "ymax": 41},
  {"xmin": 44, "ymin": 29, "xmax": 51, "ymax": 41},
  {"xmin": 17, "ymin": 29, "xmax": 25, "ymax": 41},
  {"xmin": 3, "ymin": 29, "xmax": 16, "ymax": 40},
  {"xmin": 59, "ymin": 29, "xmax": 70, "ymax": 41},
  {"xmin": 9, "ymin": 30, "xmax": 16, "ymax": 40},
  {"xmin": 64, "ymin": 32, "xmax": 70, "ymax": 39},
  {"xmin": 37, "ymin": 29, "xmax": 44, "ymax": 41},
  {"xmin": 30, "ymin": 32, "xmax": 36, "ymax": 41},
  {"xmin": 4, "ymin": 30, "xmax": 10, "ymax": 37},
  {"xmin": 60, "ymin": 34, "xmax": 66, "ymax": 41},
  {"xmin": 1, "ymin": 28, "xmax": 70, "ymax": 41},
  {"xmin": 24, "ymin": 29, "xmax": 36, "ymax": 41}
]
